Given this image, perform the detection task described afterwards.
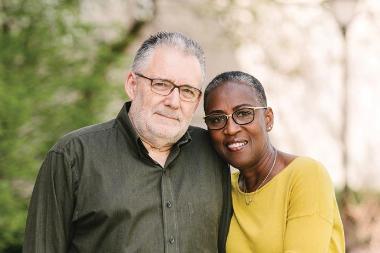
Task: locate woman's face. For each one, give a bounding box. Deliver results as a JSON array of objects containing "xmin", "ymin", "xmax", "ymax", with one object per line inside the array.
[{"xmin": 204, "ymin": 81, "xmax": 273, "ymax": 169}]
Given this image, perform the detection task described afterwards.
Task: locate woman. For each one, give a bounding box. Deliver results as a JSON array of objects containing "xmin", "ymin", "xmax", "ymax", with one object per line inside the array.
[{"xmin": 203, "ymin": 71, "xmax": 345, "ymax": 253}]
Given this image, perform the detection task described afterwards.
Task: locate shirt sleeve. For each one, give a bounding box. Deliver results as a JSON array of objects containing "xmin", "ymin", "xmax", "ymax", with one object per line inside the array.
[
  {"xmin": 283, "ymin": 161, "xmax": 336, "ymax": 253},
  {"xmin": 23, "ymin": 150, "xmax": 76, "ymax": 253}
]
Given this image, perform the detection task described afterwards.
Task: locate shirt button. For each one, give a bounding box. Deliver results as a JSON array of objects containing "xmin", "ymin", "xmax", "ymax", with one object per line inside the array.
[
  {"xmin": 169, "ymin": 236, "xmax": 175, "ymax": 244},
  {"xmin": 166, "ymin": 201, "xmax": 172, "ymax": 208}
]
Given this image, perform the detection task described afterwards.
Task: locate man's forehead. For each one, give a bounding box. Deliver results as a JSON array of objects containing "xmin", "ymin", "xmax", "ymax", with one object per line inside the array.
[{"xmin": 143, "ymin": 46, "xmax": 203, "ymax": 88}]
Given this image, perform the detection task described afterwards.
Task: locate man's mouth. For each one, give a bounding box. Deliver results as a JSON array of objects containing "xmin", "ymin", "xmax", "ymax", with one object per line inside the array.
[
  {"xmin": 226, "ymin": 141, "xmax": 248, "ymax": 151},
  {"xmin": 155, "ymin": 112, "xmax": 179, "ymax": 121}
]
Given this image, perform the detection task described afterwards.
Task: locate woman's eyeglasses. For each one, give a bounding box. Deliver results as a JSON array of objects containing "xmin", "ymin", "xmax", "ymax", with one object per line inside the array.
[{"xmin": 204, "ymin": 107, "xmax": 267, "ymax": 130}]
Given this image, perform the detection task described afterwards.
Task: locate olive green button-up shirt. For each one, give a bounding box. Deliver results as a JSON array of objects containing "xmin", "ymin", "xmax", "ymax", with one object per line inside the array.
[{"xmin": 23, "ymin": 102, "xmax": 232, "ymax": 253}]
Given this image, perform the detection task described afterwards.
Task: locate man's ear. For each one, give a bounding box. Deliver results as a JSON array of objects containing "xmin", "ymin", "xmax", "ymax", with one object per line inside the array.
[
  {"xmin": 124, "ymin": 72, "xmax": 137, "ymax": 100},
  {"xmin": 265, "ymin": 107, "xmax": 274, "ymax": 131}
]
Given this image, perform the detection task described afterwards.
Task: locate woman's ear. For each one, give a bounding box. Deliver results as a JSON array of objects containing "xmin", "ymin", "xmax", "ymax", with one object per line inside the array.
[
  {"xmin": 124, "ymin": 72, "xmax": 137, "ymax": 100},
  {"xmin": 265, "ymin": 107, "xmax": 274, "ymax": 131}
]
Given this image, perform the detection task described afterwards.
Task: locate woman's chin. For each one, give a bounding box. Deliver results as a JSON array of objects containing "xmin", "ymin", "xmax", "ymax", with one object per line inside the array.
[{"xmin": 226, "ymin": 159, "xmax": 248, "ymax": 170}]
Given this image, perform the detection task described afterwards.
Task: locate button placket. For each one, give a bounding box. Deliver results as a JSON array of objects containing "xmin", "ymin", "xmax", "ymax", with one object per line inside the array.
[{"xmin": 161, "ymin": 170, "xmax": 179, "ymax": 252}]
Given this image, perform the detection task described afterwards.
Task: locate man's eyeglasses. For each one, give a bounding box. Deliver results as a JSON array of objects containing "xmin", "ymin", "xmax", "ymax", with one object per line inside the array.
[
  {"xmin": 204, "ymin": 107, "xmax": 267, "ymax": 130},
  {"xmin": 134, "ymin": 72, "xmax": 202, "ymax": 102}
]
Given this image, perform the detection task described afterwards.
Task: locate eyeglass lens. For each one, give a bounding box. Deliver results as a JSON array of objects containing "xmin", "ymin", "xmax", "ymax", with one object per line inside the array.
[
  {"xmin": 151, "ymin": 80, "xmax": 200, "ymax": 101},
  {"xmin": 205, "ymin": 108, "xmax": 255, "ymax": 130}
]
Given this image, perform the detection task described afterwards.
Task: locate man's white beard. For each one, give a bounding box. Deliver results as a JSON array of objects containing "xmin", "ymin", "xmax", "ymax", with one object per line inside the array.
[{"xmin": 129, "ymin": 106, "xmax": 191, "ymax": 149}]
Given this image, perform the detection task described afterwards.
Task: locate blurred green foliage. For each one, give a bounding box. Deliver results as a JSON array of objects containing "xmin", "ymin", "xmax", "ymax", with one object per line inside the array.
[
  {"xmin": 0, "ymin": 181, "xmax": 27, "ymax": 253},
  {"xmin": 0, "ymin": 0, "xmax": 145, "ymax": 251}
]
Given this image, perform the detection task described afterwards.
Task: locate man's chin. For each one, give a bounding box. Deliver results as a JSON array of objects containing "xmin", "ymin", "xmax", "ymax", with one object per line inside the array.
[
  {"xmin": 149, "ymin": 125, "xmax": 186, "ymax": 142},
  {"xmin": 154, "ymin": 119, "xmax": 181, "ymax": 131},
  {"xmin": 147, "ymin": 133, "xmax": 180, "ymax": 148},
  {"xmin": 153, "ymin": 128, "xmax": 181, "ymax": 139}
]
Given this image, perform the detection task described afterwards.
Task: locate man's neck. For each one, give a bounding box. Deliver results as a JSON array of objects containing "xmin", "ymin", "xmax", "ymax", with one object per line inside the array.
[{"xmin": 140, "ymin": 138, "xmax": 172, "ymax": 167}]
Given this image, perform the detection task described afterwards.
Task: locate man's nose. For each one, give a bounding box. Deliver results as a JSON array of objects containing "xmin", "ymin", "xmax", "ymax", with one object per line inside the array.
[
  {"xmin": 223, "ymin": 116, "xmax": 241, "ymax": 135},
  {"xmin": 163, "ymin": 87, "xmax": 181, "ymax": 109}
]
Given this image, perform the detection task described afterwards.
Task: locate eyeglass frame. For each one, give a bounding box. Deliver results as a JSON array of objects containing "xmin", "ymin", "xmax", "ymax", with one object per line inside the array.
[
  {"xmin": 134, "ymin": 72, "xmax": 202, "ymax": 102},
  {"xmin": 204, "ymin": 106, "xmax": 267, "ymax": 130}
]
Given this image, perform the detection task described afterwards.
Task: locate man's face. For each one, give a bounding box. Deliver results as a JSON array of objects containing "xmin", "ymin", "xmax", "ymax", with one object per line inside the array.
[{"xmin": 126, "ymin": 46, "xmax": 203, "ymax": 148}]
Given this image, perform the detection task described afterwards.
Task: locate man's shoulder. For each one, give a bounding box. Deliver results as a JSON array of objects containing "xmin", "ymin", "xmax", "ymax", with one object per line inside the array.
[
  {"xmin": 186, "ymin": 125, "xmax": 216, "ymax": 150},
  {"xmin": 187, "ymin": 125, "xmax": 214, "ymax": 144},
  {"xmin": 187, "ymin": 125, "xmax": 208, "ymax": 138},
  {"xmin": 185, "ymin": 125, "xmax": 229, "ymax": 173},
  {"xmin": 52, "ymin": 119, "xmax": 117, "ymax": 152}
]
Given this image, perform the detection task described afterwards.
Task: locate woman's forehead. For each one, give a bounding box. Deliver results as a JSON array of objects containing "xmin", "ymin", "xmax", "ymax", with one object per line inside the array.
[
  {"xmin": 210, "ymin": 81, "xmax": 259, "ymax": 100},
  {"xmin": 205, "ymin": 81, "xmax": 260, "ymax": 109}
]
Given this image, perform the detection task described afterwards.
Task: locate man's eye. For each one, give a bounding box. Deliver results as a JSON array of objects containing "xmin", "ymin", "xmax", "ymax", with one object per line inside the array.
[
  {"xmin": 153, "ymin": 81, "xmax": 171, "ymax": 90},
  {"xmin": 180, "ymin": 87, "xmax": 197, "ymax": 97}
]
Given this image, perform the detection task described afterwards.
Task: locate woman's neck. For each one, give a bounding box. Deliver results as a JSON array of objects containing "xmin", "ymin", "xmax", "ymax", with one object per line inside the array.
[{"xmin": 240, "ymin": 148, "xmax": 278, "ymax": 192}]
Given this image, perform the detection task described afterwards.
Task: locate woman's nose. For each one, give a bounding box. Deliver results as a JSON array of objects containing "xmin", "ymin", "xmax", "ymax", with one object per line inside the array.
[{"xmin": 223, "ymin": 116, "xmax": 241, "ymax": 135}]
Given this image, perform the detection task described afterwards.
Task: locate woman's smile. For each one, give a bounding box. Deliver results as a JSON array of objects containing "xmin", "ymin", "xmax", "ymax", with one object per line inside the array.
[{"xmin": 225, "ymin": 140, "xmax": 248, "ymax": 152}]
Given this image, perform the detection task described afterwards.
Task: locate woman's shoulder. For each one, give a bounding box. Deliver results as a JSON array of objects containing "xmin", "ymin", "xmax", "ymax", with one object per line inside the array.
[
  {"xmin": 283, "ymin": 156, "xmax": 339, "ymax": 223},
  {"xmin": 288, "ymin": 156, "xmax": 329, "ymax": 176},
  {"xmin": 285, "ymin": 156, "xmax": 334, "ymax": 192}
]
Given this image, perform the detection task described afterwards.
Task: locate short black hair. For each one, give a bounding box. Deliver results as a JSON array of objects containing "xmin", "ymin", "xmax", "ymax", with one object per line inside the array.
[{"xmin": 204, "ymin": 71, "xmax": 267, "ymax": 109}]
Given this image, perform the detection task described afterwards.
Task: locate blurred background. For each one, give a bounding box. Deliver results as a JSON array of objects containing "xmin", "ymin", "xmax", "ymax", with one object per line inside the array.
[{"xmin": 1, "ymin": 0, "xmax": 379, "ymax": 252}]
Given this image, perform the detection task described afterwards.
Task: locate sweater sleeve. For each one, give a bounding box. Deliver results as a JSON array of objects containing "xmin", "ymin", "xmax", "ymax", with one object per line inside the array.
[
  {"xmin": 283, "ymin": 160, "xmax": 337, "ymax": 253},
  {"xmin": 23, "ymin": 150, "xmax": 76, "ymax": 253}
]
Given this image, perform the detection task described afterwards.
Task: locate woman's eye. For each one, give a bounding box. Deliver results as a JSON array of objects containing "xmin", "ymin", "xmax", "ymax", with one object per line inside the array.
[
  {"xmin": 211, "ymin": 116, "xmax": 222, "ymax": 123},
  {"xmin": 236, "ymin": 109, "xmax": 253, "ymax": 118},
  {"xmin": 209, "ymin": 115, "xmax": 225, "ymax": 124}
]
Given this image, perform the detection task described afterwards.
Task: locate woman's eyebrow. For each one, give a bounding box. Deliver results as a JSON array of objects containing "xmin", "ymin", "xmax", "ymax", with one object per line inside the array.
[
  {"xmin": 232, "ymin": 104, "xmax": 255, "ymax": 111},
  {"xmin": 206, "ymin": 109, "xmax": 226, "ymax": 114},
  {"xmin": 207, "ymin": 104, "xmax": 256, "ymax": 114}
]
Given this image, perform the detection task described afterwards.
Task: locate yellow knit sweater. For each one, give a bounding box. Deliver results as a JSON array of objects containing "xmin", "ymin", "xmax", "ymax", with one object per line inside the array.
[{"xmin": 226, "ymin": 157, "xmax": 345, "ymax": 253}]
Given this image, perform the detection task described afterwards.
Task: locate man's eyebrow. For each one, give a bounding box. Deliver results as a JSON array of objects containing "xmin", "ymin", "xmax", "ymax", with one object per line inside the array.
[
  {"xmin": 150, "ymin": 77, "xmax": 175, "ymax": 83},
  {"xmin": 151, "ymin": 77, "xmax": 195, "ymax": 87}
]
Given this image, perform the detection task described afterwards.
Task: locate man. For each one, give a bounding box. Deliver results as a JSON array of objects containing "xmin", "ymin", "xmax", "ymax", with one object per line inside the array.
[{"xmin": 23, "ymin": 32, "xmax": 231, "ymax": 253}]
